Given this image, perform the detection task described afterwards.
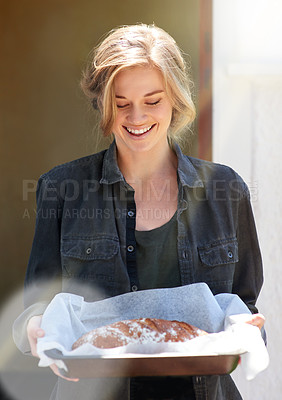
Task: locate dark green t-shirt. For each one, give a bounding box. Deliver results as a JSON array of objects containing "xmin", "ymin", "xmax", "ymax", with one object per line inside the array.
[
  {"xmin": 135, "ymin": 211, "xmax": 181, "ymax": 290},
  {"xmin": 134, "ymin": 212, "xmax": 195, "ymax": 399}
]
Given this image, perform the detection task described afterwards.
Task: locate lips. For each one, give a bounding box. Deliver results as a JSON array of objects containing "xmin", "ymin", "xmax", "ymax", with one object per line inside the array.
[{"xmin": 123, "ymin": 124, "xmax": 156, "ymax": 136}]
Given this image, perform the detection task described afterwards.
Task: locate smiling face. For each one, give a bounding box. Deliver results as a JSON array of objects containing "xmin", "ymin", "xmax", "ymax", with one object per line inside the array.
[{"xmin": 111, "ymin": 65, "xmax": 173, "ymax": 155}]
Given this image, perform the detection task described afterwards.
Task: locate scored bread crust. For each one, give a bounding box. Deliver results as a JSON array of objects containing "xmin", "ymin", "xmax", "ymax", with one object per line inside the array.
[{"xmin": 72, "ymin": 318, "xmax": 207, "ymax": 350}]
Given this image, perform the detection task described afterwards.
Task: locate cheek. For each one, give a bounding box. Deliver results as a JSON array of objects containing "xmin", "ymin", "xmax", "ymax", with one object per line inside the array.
[
  {"xmin": 157, "ymin": 107, "xmax": 173, "ymax": 124},
  {"xmin": 112, "ymin": 114, "xmax": 123, "ymax": 132}
]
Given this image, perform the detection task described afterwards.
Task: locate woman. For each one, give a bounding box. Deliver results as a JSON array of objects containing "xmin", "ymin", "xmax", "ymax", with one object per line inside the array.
[{"xmin": 14, "ymin": 24, "xmax": 265, "ymax": 400}]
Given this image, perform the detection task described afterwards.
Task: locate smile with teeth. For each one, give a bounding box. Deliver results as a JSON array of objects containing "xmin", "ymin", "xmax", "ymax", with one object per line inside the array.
[{"xmin": 124, "ymin": 124, "xmax": 155, "ymax": 135}]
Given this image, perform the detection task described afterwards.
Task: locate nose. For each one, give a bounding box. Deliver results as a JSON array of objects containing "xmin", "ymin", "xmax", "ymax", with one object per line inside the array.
[{"xmin": 127, "ymin": 104, "xmax": 147, "ymax": 125}]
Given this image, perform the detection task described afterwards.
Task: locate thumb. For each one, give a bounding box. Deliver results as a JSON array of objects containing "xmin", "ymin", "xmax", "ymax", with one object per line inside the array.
[
  {"xmin": 27, "ymin": 315, "xmax": 44, "ymax": 338},
  {"xmin": 36, "ymin": 328, "xmax": 45, "ymax": 338}
]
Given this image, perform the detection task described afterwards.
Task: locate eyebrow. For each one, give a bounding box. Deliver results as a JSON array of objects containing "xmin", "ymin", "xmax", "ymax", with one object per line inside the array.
[{"xmin": 115, "ymin": 90, "xmax": 164, "ymax": 99}]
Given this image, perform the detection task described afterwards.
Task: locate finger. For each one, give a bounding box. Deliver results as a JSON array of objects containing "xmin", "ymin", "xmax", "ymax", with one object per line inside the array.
[
  {"xmin": 245, "ymin": 313, "xmax": 265, "ymax": 330},
  {"xmin": 27, "ymin": 316, "xmax": 44, "ymax": 338},
  {"xmin": 29, "ymin": 315, "xmax": 43, "ymax": 328},
  {"xmin": 35, "ymin": 328, "xmax": 45, "ymax": 338},
  {"xmin": 49, "ymin": 364, "xmax": 79, "ymax": 382},
  {"xmin": 27, "ymin": 316, "xmax": 45, "ymax": 357},
  {"xmin": 253, "ymin": 315, "xmax": 265, "ymax": 330},
  {"xmin": 29, "ymin": 338, "xmax": 41, "ymax": 358}
]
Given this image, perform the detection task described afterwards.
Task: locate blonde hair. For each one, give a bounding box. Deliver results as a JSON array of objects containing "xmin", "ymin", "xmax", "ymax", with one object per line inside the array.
[{"xmin": 81, "ymin": 24, "xmax": 196, "ymax": 142}]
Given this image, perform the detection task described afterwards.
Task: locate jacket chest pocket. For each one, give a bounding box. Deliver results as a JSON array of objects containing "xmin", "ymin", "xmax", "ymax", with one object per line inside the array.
[
  {"xmin": 61, "ymin": 236, "xmax": 119, "ymax": 282},
  {"xmin": 197, "ymin": 238, "xmax": 239, "ymax": 294}
]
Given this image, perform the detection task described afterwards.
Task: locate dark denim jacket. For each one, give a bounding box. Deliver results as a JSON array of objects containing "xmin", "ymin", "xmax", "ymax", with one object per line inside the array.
[{"xmin": 23, "ymin": 141, "xmax": 263, "ymax": 400}]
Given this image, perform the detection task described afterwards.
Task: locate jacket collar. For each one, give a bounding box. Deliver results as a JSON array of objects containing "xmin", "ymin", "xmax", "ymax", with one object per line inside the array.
[
  {"xmin": 100, "ymin": 140, "xmax": 203, "ymax": 188},
  {"xmin": 173, "ymin": 142, "xmax": 204, "ymax": 188},
  {"xmin": 100, "ymin": 141, "xmax": 125, "ymax": 185}
]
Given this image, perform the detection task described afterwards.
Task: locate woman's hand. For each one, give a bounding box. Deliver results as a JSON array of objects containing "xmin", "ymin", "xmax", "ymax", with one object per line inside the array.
[
  {"xmin": 245, "ymin": 313, "xmax": 265, "ymax": 330},
  {"xmin": 27, "ymin": 315, "xmax": 45, "ymax": 357},
  {"xmin": 27, "ymin": 315, "xmax": 79, "ymax": 382}
]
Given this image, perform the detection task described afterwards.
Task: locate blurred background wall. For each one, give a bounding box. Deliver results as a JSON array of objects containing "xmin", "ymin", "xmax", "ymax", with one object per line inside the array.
[
  {"xmin": 213, "ymin": 0, "xmax": 282, "ymax": 399},
  {"xmin": 0, "ymin": 1, "xmax": 201, "ymax": 399},
  {"xmin": 0, "ymin": 0, "xmax": 200, "ymax": 304}
]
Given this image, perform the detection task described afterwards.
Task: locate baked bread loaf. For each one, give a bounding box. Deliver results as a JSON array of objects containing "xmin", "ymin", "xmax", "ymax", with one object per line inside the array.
[{"xmin": 72, "ymin": 318, "xmax": 207, "ymax": 350}]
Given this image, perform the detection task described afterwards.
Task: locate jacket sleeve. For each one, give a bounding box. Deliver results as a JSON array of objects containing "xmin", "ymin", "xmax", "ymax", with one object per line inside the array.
[
  {"xmin": 24, "ymin": 174, "xmax": 63, "ymax": 309},
  {"xmin": 13, "ymin": 175, "xmax": 63, "ymax": 354},
  {"xmin": 233, "ymin": 183, "xmax": 264, "ymax": 315}
]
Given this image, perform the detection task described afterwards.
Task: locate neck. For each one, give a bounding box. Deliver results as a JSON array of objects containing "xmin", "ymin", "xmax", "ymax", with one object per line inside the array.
[{"xmin": 116, "ymin": 141, "xmax": 177, "ymax": 184}]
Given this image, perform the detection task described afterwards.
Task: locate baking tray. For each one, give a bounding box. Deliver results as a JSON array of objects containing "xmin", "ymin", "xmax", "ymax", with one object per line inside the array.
[{"xmin": 45, "ymin": 349, "xmax": 241, "ymax": 378}]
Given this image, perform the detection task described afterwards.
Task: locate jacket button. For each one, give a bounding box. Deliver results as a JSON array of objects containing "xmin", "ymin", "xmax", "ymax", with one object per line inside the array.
[
  {"xmin": 127, "ymin": 245, "xmax": 134, "ymax": 252},
  {"xmin": 132, "ymin": 285, "xmax": 138, "ymax": 292},
  {"xmin": 128, "ymin": 210, "xmax": 135, "ymax": 217},
  {"xmin": 228, "ymin": 250, "xmax": 233, "ymax": 258},
  {"xmin": 86, "ymin": 247, "xmax": 92, "ymax": 254}
]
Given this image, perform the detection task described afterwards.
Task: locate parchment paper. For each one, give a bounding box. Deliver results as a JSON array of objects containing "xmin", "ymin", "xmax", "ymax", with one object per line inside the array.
[{"xmin": 37, "ymin": 283, "xmax": 269, "ymax": 379}]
